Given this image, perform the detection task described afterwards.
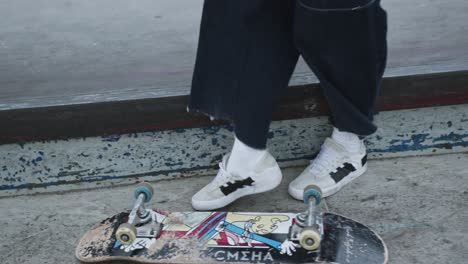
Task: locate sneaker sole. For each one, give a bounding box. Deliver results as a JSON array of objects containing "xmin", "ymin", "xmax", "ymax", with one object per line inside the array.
[
  {"xmin": 288, "ymin": 163, "xmax": 368, "ymax": 200},
  {"xmin": 192, "ymin": 167, "xmax": 282, "ymax": 211}
]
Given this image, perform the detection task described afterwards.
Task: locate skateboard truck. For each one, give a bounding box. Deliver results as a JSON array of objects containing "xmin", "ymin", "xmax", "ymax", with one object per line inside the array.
[
  {"xmin": 289, "ymin": 184, "xmax": 323, "ymax": 251},
  {"xmin": 115, "ymin": 182, "xmax": 163, "ymax": 246}
]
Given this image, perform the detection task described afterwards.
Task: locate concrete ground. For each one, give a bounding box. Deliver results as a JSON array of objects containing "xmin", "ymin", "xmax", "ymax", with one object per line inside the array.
[{"xmin": 0, "ymin": 152, "xmax": 467, "ymax": 264}]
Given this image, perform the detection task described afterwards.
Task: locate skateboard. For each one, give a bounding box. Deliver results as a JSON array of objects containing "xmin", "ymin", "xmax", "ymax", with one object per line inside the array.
[{"xmin": 76, "ymin": 183, "xmax": 387, "ymax": 264}]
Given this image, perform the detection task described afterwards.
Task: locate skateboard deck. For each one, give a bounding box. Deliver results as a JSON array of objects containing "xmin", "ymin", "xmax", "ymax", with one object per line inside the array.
[{"xmin": 76, "ymin": 210, "xmax": 387, "ymax": 263}]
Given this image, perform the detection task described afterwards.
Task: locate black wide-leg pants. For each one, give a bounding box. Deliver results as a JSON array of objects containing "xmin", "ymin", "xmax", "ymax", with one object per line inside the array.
[{"xmin": 188, "ymin": 0, "xmax": 388, "ymax": 149}]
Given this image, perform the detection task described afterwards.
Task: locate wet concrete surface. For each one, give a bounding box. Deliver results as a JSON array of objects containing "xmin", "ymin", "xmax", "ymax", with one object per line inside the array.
[{"xmin": 0, "ymin": 152, "xmax": 467, "ymax": 264}]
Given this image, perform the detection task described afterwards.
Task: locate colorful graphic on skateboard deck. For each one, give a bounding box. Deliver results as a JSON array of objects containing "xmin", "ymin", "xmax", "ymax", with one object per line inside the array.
[{"xmin": 76, "ymin": 210, "xmax": 387, "ymax": 263}]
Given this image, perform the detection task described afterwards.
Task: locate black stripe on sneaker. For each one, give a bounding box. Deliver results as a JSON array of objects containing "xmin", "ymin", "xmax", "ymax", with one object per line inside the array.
[
  {"xmin": 330, "ymin": 163, "xmax": 356, "ymax": 183},
  {"xmin": 220, "ymin": 177, "xmax": 254, "ymax": 196},
  {"xmin": 361, "ymin": 155, "xmax": 368, "ymax": 166}
]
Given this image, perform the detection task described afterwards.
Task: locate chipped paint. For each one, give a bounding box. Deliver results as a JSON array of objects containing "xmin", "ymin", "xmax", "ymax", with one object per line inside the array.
[{"xmin": 0, "ymin": 104, "xmax": 467, "ymax": 197}]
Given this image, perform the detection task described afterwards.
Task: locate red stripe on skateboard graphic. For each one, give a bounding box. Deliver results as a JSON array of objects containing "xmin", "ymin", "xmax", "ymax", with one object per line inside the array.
[{"xmin": 186, "ymin": 212, "xmax": 227, "ymax": 238}]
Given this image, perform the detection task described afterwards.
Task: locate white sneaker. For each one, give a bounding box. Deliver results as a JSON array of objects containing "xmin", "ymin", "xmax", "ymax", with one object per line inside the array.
[
  {"xmin": 288, "ymin": 137, "xmax": 368, "ymax": 200},
  {"xmin": 192, "ymin": 151, "xmax": 282, "ymax": 211}
]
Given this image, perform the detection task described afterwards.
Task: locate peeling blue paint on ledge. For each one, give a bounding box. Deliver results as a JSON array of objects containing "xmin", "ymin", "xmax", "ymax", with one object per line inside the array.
[
  {"xmin": 0, "ymin": 164, "xmax": 219, "ymax": 191},
  {"xmin": 368, "ymin": 132, "xmax": 468, "ymax": 153},
  {"xmin": 0, "ymin": 104, "xmax": 467, "ymax": 197}
]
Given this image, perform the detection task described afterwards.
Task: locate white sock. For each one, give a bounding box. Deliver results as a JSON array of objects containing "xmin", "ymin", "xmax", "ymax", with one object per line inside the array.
[
  {"xmin": 331, "ymin": 127, "xmax": 363, "ymax": 153},
  {"xmin": 226, "ymin": 135, "xmax": 267, "ymax": 177}
]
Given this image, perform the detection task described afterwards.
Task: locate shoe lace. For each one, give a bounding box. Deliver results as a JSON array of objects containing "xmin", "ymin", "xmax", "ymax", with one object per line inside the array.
[
  {"xmin": 308, "ymin": 146, "xmax": 341, "ymax": 176},
  {"xmin": 210, "ymin": 161, "xmax": 240, "ymax": 189}
]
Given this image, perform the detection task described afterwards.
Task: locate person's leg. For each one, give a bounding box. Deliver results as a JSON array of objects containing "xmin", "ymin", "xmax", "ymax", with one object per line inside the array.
[
  {"xmin": 295, "ymin": 0, "xmax": 387, "ymax": 135},
  {"xmin": 289, "ymin": 0, "xmax": 388, "ymax": 199},
  {"xmin": 189, "ymin": 0, "xmax": 299, "ymax": 149},
  {"xmin": 188, "ymin": 0, "xmax": 299, "ymax": 210}
]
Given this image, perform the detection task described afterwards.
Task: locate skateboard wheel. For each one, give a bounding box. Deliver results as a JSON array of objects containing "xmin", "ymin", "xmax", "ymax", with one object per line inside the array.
[
  {"xmin": 303, "ymin": 184, "xmax": 322, "ymax": 205},
  {"xmin": 134, "ymin": 182, "xmax": 154, "ymax": 202},
  {"xmin": 299, "ymin": 228, "xmax": 321, "ymax": 251},
  {"xmin": 116, "ymin": 223, "xmax": 137, "ymax": 246}
]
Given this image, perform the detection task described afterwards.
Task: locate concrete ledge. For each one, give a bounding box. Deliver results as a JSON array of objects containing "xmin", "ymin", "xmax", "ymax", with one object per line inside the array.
[
  {"xmin": 1, "ymin": 71, "xmax": 468, "ymax": 144},
  {"xmin": 1, "ymin": 104, "xmax": 467, "ymax": 197}
]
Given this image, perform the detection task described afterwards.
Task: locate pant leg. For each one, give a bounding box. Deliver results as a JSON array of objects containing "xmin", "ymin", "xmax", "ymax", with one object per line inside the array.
[
  {"xmin": 294, "ymin": 0, "xmax": 388, "ymax": 136},
  {"xmin": 189, "ymin": 0, "xmax": 299, "ymax": 149}
]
